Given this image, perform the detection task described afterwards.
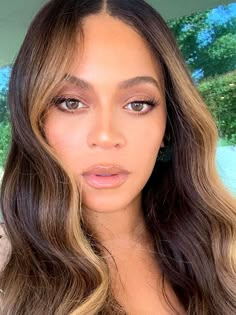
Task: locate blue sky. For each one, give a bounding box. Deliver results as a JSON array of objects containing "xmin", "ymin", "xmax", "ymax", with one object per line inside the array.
[
  {"xmin": 0, "ymin": 66, "xmax": 11, "ymax": 91},
  {"xmin": 208, "ymin": 2, "xmax": 236, "ymax": 25},
  {"xmin": 191, "ymin": 2, "xmax": 236, "ymax": 81},
  {"xmin": 197, "ymin": 2, "xmax": 236, "ymax": 47},
  {"xmin": 1, "ymin": 2, "xmax": 236, "ymax": 91}
]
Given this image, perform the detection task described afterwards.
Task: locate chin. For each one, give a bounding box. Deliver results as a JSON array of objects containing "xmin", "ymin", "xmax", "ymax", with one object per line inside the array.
[{"xmin": 82, "ymin": 202, "xmax": 126, "ymax": 214}]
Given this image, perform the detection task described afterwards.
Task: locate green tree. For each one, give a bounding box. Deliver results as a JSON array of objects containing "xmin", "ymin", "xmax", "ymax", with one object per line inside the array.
[
  {"xmin": 168, "ymin": 11, "xmax": 209, "ymax": 70},
  {"xmin": 167, "ymin": 6, "xmax": 236, "ymax": 79},
  {"xmin": 0, "ymin": 89, "xmax": 9, "ymax": 123},
  {"xmin": 0, "ymin": 121, "xmax": 11, "ymax": 167},
  {"xmin": 198, "ymin": 71, "xmax": 236, "ymax": 144},
  {"xmin": 197, "ymin": 28, "xmax": 236, "ymax": 77}
]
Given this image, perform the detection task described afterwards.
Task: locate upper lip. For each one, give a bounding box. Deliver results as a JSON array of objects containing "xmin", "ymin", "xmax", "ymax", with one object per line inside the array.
[{"xmin": 82, "ymin": 164, "xmax": 130, "ymax": 175}]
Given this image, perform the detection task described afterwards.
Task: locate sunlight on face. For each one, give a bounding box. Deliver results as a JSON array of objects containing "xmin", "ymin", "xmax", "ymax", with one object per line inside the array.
[{"xmin": 44, "ymin": 13, "xmax": 167, "ymax": 214}]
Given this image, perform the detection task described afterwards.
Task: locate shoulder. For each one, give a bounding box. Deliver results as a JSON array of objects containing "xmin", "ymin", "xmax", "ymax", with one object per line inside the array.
[{"xmin": 0, "ymin": 223, "xmax": 11, "ymax": 271}]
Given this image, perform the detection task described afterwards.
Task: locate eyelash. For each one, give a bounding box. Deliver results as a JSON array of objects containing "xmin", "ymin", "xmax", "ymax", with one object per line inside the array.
[{"xmin": 52, "ymin": 96, "xmax": 160, "ymax": 116}]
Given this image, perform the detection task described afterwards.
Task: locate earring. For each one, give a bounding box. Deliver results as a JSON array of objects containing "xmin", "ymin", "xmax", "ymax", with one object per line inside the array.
[{"xmin": 157, "ymin": 133, "xmax": 172, "ymax": 162}]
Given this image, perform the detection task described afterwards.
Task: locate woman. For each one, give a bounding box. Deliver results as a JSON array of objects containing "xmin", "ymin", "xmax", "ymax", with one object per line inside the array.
[{"xmin": 0, "ymin": 0, "xmax": 235, "ymax": 314}]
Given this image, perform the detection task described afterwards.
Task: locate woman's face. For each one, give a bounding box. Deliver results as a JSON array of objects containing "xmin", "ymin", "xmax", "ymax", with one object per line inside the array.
[{"xmin": 44, "ymin": 13, "xmax": 167, "ymax": 214}]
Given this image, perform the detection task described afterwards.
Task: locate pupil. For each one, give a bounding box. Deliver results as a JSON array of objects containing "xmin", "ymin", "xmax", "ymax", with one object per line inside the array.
[
  {"xmin": 67, "ymin": 100, "xmax": 78, "ymax": 109},
  {"xmin": 132, "ymin": 103, "xmax": 143, "ymax": 111}
]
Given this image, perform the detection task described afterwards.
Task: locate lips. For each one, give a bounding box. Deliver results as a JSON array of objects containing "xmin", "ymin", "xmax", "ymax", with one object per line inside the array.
[
  {"xmin": 82, "ymin": 164, "xmax": 129, "ymax": 176},
  {"xmin": 82, "ymin": 164, "xmax": 130, "ymax": 189}
]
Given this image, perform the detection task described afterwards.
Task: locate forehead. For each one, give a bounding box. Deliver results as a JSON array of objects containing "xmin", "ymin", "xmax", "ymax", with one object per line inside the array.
[{"xmin": 67, "ymin": 13, "xmax": 164, "ymax": 92}]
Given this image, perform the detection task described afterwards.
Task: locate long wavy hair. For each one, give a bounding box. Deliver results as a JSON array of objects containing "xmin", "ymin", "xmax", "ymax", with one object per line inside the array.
[{"xmin": 0, "ymin": 0, "xmax": 236, "ymax": 314}]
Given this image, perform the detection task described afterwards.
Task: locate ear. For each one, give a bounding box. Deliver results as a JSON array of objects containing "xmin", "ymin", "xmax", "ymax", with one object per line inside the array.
[{"xmin": 160, "ymin": 140, "xmax": 165, "ymax": 148}]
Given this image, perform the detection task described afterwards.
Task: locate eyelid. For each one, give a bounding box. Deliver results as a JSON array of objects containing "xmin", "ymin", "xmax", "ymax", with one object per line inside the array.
[
  {"xmin": 53, "ymin": 95, "xmax": 87, "ymax": 105},
  {"xmin": 52, "ymin": 96, "xmax": 88, "ymax": 112},
  {"xmin": 52, "ymin": 95, "xmax": 160, "ymax": 114}
]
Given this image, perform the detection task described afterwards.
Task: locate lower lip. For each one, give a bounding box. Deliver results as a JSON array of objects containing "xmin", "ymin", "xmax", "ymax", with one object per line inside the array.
[{"xmin": 82, "ymin": 173, "xmax": 129, "ymax": 189}]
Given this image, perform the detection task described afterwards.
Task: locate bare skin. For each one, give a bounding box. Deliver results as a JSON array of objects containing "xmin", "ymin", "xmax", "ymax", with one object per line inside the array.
[
  {"xmin": 44, "ymin": 12, "xmax": 185, "ymax": 314},
  {"xmin": 104, "ymin": 232, "xmax": 185, "ymax": 315}
]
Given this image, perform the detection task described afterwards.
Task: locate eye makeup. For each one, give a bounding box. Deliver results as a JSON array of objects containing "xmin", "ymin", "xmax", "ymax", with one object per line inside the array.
[{"xmin": 52, "ymin": 95, "xmax": 160, "ymax": 116}]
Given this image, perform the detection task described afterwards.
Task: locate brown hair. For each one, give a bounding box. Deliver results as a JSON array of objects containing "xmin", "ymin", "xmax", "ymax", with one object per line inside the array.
[{"xmin": 1, "ymin": 0, "xmax": 236, "ymax": 314}]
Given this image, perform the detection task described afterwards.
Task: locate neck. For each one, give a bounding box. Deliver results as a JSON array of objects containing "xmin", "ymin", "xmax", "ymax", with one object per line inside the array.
[{"xmin": 82, "ymin": 194, "xmax": 151, "ymax": 247}]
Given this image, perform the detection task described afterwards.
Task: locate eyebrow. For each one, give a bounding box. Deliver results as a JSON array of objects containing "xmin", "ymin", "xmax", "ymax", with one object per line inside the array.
[{"xmin": 64, "ymin": 74, "xmax": 160, "ymax": 91}]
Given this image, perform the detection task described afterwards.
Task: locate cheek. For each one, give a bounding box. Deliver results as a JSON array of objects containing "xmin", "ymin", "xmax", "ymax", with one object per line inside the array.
[
  {"xmin": 131, "ymin": 114, "xmax": 166, "ymax": 154},
  {"xmin": 138, "ymin": 111, "xmax": 166, "ymax": 160},
  {"xmin": 43, "ymin": 106, "xmax": 166, "ymax": 173},
  {"xmin": 134, "ymin": 132, "xmax": 161, "ymax": 170},
  {"xmin": 129, "ymin": 123, "xmax": 165, "ymax": 179},
  {"xmin": 44, "ymin": 115, "xmax": 81, "ymax": 161}
]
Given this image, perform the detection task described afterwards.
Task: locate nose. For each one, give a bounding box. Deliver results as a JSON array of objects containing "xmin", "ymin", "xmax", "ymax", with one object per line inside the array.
[{"xmin": 87, "ymin": 108, "xmax": 125, "ymax": 149}]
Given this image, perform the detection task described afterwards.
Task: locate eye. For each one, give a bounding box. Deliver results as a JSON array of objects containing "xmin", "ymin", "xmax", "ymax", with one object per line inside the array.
[
  {"xmin": 53, "ymin": 97, "xmax": 86, "ymax": 112},
  {"xmin": 125, "ymin": 98, "xmax": 159, "ymax": 115},
  {"xmin": 52, "ymin": 96, "xmax": 160, "ymax": 115}
]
